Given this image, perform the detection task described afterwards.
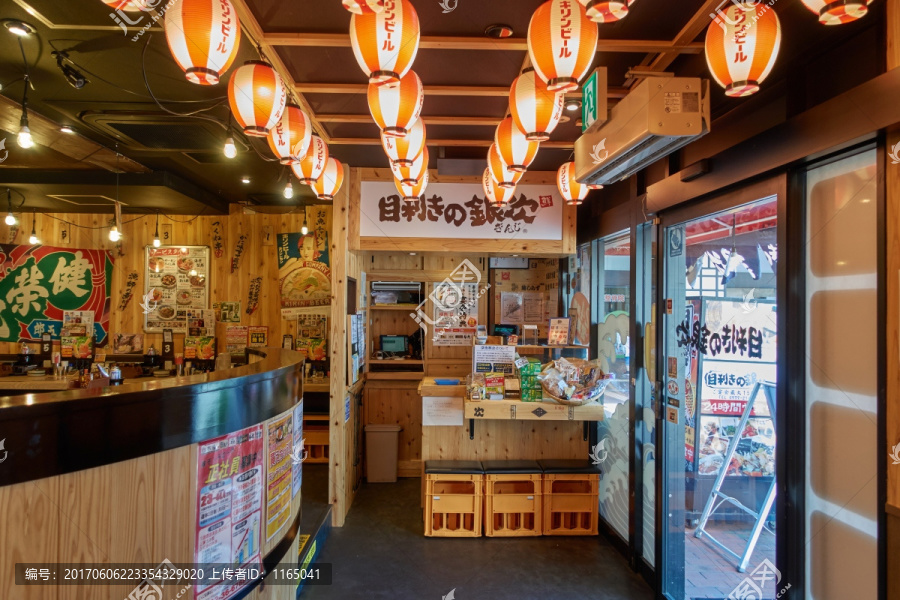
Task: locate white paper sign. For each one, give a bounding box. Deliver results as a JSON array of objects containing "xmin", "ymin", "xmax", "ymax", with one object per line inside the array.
[
  {"xmin": 360, "ymin": 182, "xmax": 563, "ymax": 240},
  {"xmin": 423, "ymin": 396, "xmax": 465, "ymax": 426}
]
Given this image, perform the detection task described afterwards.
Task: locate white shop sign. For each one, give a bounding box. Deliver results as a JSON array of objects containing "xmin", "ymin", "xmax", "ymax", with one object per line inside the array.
[{"xmin": 359, "ymin": 182, "xmax": 563, "ymax": 240}]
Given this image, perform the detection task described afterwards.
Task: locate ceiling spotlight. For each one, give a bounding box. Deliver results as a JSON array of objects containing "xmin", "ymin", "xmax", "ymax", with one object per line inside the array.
[
  {"xmin": 565, "ymin": 99, "xmax": 582, "ymax": 112},
  {"xmin": 4, "ymin": 20, "xmax": 35, "ymax": 36},
  {"xmin": 59, "ymin": 126, "xmax": 74, "ymax": 134},
  {"xmin": 223, "ymin": 136, "xmax": 237, "ymax": 158},
  {"xmin": 108, "ymin": 225, "xmax": 121, "ymax": 242},
  {"xmin": 241, "ymin": 177, "xmax": 250, "ymax": 184},
  {"xmin": 54, "ymin": 52, "xmax": 87, "ymax": 89},
  {"xmin": 485, "ymin": 24, "xmax": 514, "ymax": 38}
]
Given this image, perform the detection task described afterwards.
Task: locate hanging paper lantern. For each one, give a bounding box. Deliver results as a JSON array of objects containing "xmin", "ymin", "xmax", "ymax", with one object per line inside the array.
[
  {"xmin": 800, "ymin": 0, "xmax": 871, "ymax": 24},
  {"xmin": 495, "ymin": 117, "xmax": 540, "ymax": 173},
  {"xmin": 266, "ymin": 104, "xmax": 312, "ymax": 165},
  {"xmin": 705, "ymin": 4, "xmax": 781, "ymax": 97},
  {"xmin": 102, "ymin": 0, "xmax": 157, "ymax": 11},
  {"xmin": 528, "ymin": 0, "xmax": 598, "ymax": 92},
  {"xmin": 291, "ymin": 135, "xmax": 329, "ymax": 184},
  {"xmin": 557, "ymin": 162, "xmax": 588, "ymax": 205},
  {"xmin": 487, "ymin": 144, "xmax": 524, "ymax": 189},
  {"xmin": 482, "ymin": 169, "xmax": 515, "ymax": 207},
  {"xmin": 382, "ymin": 117, "xmax": 425, "ymax": 166},
  {"xmin": 510, "ymin": 70, "xmax": 565, "ymax": 142},
  {"xmin": 577, "ymin": 0, "xmax": 635, "ymax": 23},
  {"xmin": 164, "ymin": 0, "xmax": 241, "ymax": 85},
  {"xmin": 350, "ymin": 0, "xmax": 420, "ymax": 87},
  {"xmin": 312, "ymin": 157, "xmax": 344, "ymax": 200},
  {"xmin": 391, "ymin": 147, "xmax": 429, "ymax": 185},
  {"xmin": 342, "ymin": 0, "xmax": 384, "ymax": 14},
  {"xmin": 228, "ymin": 61, "xmax": 287, "ymax": 136},
  {"xmin": 367, "ymin": 70, "xmax": 424, "ymax": 138},
  {"xmin": 395, "ymin": 170, "xmax": 429, "ymax": 202}
]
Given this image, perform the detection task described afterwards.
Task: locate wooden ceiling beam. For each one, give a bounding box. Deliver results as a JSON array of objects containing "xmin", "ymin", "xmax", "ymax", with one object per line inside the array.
[
  {"xmin": 646, "ymin": 0, "xmax": 721, "ymax": 73},
  {"xmin": 263, "ymin": 32, "xmax": 704, "ymax": 55},
  {"xmin": 295, "ymin": 83, "xmax": 630, "ymax": 99},
  {"xmin": 319, "ymin": 114, "xmax": 503, "ymax": 126},
  {"xmin": 328, "ymin": 138, "xmax": 574, "ymax": 149}
]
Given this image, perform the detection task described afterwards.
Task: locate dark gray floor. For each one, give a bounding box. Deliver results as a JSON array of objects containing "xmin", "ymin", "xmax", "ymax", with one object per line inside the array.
[
  {"xmin": 300, "ymin": 464, "xmax": 330, "ymax": 534},
  {"xmin": 302, "ymin": 477, "xmax": 654, "ymax": 600}
]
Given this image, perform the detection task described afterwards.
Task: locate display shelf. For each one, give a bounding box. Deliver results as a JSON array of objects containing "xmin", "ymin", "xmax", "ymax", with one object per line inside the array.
[
  {"xmin": 368, "ymin": 371, "xmax": 424, "ymax": 381},
  {"xmin": 464, "ymin": 398, "xmax": 605, "ymax": 422},
  {"xmin": 304, "ymin": 382, "xmax": 330, "ymax": 393},
  {"xmin": 370, "ymin": 304, "xmax": 421, "ymax": 311},
  {"xmin": 368, "ymin": 358, "xmax": 423, "ymax": 365}
]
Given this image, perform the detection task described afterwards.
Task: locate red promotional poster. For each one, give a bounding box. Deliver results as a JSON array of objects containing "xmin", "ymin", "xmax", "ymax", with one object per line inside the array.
[
  {"xmin": 194, "ymin": 425, "xmax": 264, "ymax": 600},
  {"xmin": 0, "ymin": 244, "xmax": 113, "ymax": 343}
]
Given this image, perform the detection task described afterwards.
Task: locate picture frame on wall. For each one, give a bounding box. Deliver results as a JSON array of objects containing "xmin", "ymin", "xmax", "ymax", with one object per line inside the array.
[{"xmin": 547, "ymin": 318, "xmax": 571, "ymax": 346}]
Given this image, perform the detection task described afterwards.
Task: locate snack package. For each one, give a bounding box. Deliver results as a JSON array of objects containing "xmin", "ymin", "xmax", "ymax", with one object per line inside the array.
[{"xmin": 484, "ymin": 372, "xmax": 505, "ymax": 400}]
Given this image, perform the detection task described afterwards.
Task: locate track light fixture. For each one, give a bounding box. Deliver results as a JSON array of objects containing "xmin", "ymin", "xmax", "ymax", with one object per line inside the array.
[{"xmin": 53, "ymin": 52, "xmax": 87, "ymax": 90}]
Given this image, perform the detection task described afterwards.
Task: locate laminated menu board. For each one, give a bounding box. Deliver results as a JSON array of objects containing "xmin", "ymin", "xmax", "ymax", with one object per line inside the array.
[
  {"xmin": 184, "ymin": 336, "xmax": 216, "ymax": 360},
  {"xmin": 266, "ymin": 410, "xmax": 293, "ymax": 541},
  {"xmin": 144, "ymin": 246, "xmax": 210, "ymax": 333},
  {"xmin": 194, "ymin": 424, "xmax": 264, "ymax": 600},
  {"xmin": 61, "ymin": 335, "xmax": 93, "ymax": 359}
]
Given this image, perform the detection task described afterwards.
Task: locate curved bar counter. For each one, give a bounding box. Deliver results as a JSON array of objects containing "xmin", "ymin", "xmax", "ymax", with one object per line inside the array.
[{"xmin": 0, "ymin": 348, "xmax": 306, "ymax": 600}]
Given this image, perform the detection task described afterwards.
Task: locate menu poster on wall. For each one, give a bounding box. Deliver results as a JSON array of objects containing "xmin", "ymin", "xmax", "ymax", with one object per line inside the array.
[
  {"xmin": 500, "ymin": 292, "xmax": 524, "ymax": 324},
  {"xmin": 187, "ymin": 309, "xmax": 215, "ymax": 336},
  {"xmin": 277, "ymin": 206, "xmax": 333, "ymax": 318},
  {"xmin": 194, "ymin": 425, "xmax": 264, "ymax": 600},
  {"xmin": 145, "ymin": 246, "xmax": 210, "ymax": 333},
  {"xmin": 432, "ymin": 281, "xmax": 478, "ymax": 346},
  {"xmin": 113, "ymin": 333, "xmax": 143, "ymax": 354},
  {"xmin": 62, "ymin": 310, "xmax": 93, "ymax": 336},
  {"xmin": 266, "ymin": 411, "xmax": 293, "ymax": 541},
  {"xmin": 225, "ymin": 325, "xmax": 249, "ymax": 356},
  {"xmin": 214, "ymin": 301, "xmax": 241, "ymax": 323},
  {"xmin": 292, "ymin": 401, "xmax": 304, "ymax": 498}
]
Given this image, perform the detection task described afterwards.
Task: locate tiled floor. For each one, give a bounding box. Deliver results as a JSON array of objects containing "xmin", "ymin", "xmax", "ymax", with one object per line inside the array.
[
  {"xmin": 685, "ymin": 520, "xmax": 777, "ymax": 599},
  {"xmin": 302, "ymin": 477, "xmax": 655, "ymax": 600}
]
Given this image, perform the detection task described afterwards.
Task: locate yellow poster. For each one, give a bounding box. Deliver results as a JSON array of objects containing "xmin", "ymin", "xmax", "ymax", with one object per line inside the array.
[{"xmin": 266, "ymin": 411, "xmax": 293, "ymax": 541}]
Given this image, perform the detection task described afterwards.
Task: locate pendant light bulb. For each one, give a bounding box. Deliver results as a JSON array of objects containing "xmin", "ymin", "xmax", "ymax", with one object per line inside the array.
[
  {"xmin": 153, "ymin": 235, "xmax": 161, "ymax": 248},
  {"xmin": 283, "ymin": 180, "xmax": 294, "ymax": 199},
  {"xmin": 301, "ymin": 217, "xmax": 308, "ymax": 235},
  {"xmin": 17, "ymin": 125, "xmax": 33, "ymax": 149},
  {"xmin": 223, "ymin": 136, "xmax": 237, "ymax": 159},
  {"xmin": 5, "ymin": 213, "xmax": 16, "ymax": 226},
  {"xmin": 109, "ymin": 225, "xmax": 121, "ymax": 242},
  {"xmin": 28, "ymin": 232, "xmax": 38, "ymax": 245}
]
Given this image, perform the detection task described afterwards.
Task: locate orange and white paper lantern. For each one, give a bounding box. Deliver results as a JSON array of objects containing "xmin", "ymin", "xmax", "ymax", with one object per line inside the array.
[
  {"xmin": 228, "ymin": 61, "xmax": 287, "ymax": 136},
  {"xmin": 482, "ymin": 169, "xmax": 515, "ymax": 207},
  {"xmin": 382, "ymin": 117, "xmax": 425, "ymax": 166},
  {"xmin": 342, "ymin": 0, "xmax": 384, "ymax": 14},
  {"xmin": 528, "ymin": 0, "xmax": 598, "ymax": 92},
  {"xmin": 312, "ymin": 157, "xmax": 344, "ymax": 200},
  {"xmin": 395, "ymin": 170, "xmax": 428, "ymax": 202},
  {"xmin": 557, "ymin": 161, "xmax": 588, "ymax": 205},
  {"xmin": 350, "ymin": 0, "xmax": 420, "ymax": 87},
  {"xmin": 705, "ymin": 3, "xmax": 781, "ymax": 97},
  {"xmin": 164, "ymin": 0, "xmax": 241, "ymax": 85},
  {"xmin": 367, "ymin": 70, "xmax": 423, "ymax": 138},
  {"xmin": 800, "ymin": 0, "xmax": 871, "ymax": 24},
  {"xmin": 390, "ymin": 147, "xmax": 428, "ymax": 185},
  {"xmin": 267, "ymin": 104, "xmax": 312, "ymax": 165},
  {"xmin": 578, "ymin": 0, "xmax": 635, "ymax": 23},
  {"xmin": 291, "ymin": 135, "xmax": 329, "ymax": 184},
  {"xmin": 102, "ymin": 0, "xmax": 158, "ymax": 11},
  {"xmin": 495, "ymin": 117, "xmax": 539, "ymax": 173},
  {"xmin": 488, "ymin": 144, "xmax": 523, "ymax": 189},
  {"xmin": 510, "ymin": 70, "xmax": 565, "ymax": 142}
]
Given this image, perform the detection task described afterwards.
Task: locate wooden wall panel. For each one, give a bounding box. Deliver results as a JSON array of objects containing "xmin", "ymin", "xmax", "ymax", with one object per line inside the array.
[
  {"xmin": 364, "ymin": 380, "xmax": 422, "ymax": 477},
  {"xmin": 887, "ymin": 0, "xmax": 899, "ymax": 548},
  {"xmin": 422, "ymin": 421, "xmax": 587, "ymax": 463},
  {"xmin": 57, "ymin": 465, "xmax": 111, "ymax": 600},
  {"xmin": 0, "ymin": 477, "xmax": 58, "ymax": 600},
  {"xmin": 107, "ymin": 454, "xmax": 156, "ymax": 600}
]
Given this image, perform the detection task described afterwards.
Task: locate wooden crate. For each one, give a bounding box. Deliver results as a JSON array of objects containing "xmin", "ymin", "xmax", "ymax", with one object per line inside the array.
[
  {"xmin": 542, "ymin": 474, "xmax": 599, "ymax": 536},
  {"xmin": 303, "ymin": 414, "xmax": 330, "ymax": 464},
  {"xmin": 485, "ymin": 474, "xmax": 542, "ymax": 537},
  {"xmin": 425, "ymin": 474, "xmax": 483, "ymax": 537}
]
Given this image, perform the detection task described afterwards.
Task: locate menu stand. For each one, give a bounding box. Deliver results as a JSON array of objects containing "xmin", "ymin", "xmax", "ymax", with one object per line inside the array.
[{"xmin": 693, "ymin": 381, "xmax": 776, "ymax": 572}]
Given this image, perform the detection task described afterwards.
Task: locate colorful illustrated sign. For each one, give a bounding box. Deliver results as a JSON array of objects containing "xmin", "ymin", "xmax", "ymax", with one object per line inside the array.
[
  {"xmin": 266, "ymin": 411, "xmax": 293, "ymax": 541},
  {"xmin": 360, "ymin": 182, "xmax": 563, "ymax": 240},
  {"xmin": 194, "ymin": 425, "xmax": 264, "ymax": 600},
  {"xmin": 0, "ymin": 245, "xmax": 113, "ymax": 344},
  {"xmin": 292, "ymin": 401, "xmax": 304, "ymax": 498},
  {"xmin": 277, "ymin": 206, "xmax": 332, "ymax": 317}
]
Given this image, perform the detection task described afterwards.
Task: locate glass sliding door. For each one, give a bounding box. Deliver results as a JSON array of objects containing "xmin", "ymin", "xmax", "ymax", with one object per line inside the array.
[{"xmin": 660, "ymin": 197, "xmax": 780, "ymax": 600}]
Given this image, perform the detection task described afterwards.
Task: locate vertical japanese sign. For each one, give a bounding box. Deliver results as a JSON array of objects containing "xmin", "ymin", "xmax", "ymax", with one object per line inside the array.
[
  {"xmin": 359, "ymin": 182, "xmax": 562, "ymax": 240},
  {"xmin": 266, "ymin": 410, "xmax": 293, "ymax": 540},
  {"xmin": 277, "ymin": 206, "xmax": 333, "ymax": 317},
  {"xmin": 0, "ymin": 244, "xmax": 113, "ymax": 344},
  {"xmin": 194, "ymin": 425, "xmax": 264, "ymax": 600}
]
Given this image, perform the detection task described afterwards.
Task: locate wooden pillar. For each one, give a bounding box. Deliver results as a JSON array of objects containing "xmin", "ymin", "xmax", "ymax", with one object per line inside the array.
[{"xmin": 886, "ymin": 1, "xmax": 900, "ymax": 598}]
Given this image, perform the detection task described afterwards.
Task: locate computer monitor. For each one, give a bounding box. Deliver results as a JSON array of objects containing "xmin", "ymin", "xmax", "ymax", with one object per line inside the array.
[
  {"xmin": 493, "ymin": 324, "xmax": 520, "ymax": 337},
  {"xmin": 380, "ymin": 335, "xmax": 408, "ymax": 354}
]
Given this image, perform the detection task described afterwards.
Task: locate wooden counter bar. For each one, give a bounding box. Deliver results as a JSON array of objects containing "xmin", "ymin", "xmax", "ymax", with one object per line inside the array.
[
  {"xmin": 0, "ymin": 348, "xmax": 307, "ymax": 600},
  {"xmin": 0, "ymin": 375, "xmax": 70, "ymax": 391}
]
